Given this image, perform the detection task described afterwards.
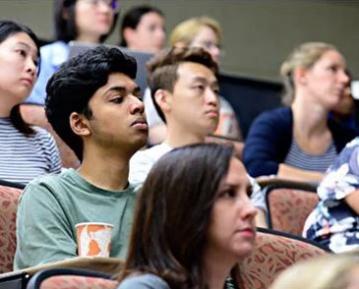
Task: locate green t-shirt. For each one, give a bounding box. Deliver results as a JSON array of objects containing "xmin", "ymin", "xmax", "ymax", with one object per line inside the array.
[{"xmin": 14, "ymin": 168, "xmax": 137, "ymax": 270}]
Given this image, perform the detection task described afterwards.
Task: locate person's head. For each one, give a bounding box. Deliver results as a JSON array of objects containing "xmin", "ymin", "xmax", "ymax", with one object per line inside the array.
[
  {"xmin": 120, "ymin": 5, "xmax": 165, "ymax": 53},
  {"xmin": 269, "ymin": 252, "xmax": 359, "ymax": 289},
  {"xmin": 147, "ymin": 47, "xmax": 220, "ymax": 138},
  {"xmin": 170, "ymin": 16, "xmax": 222, "ymax": 64},
  {"xmin": 46, "ymin": 46, "xmax": 148, "ymax": 161},
  {"xmin": 0, "ymin": 20, "xmax": 41, "ymax": 135},
  {"xmin": 119, "ymin": 143, "xmax": 257, "ymax": 288},
  {"xmin": 55, "ymin": 0, "xmax": 120, "ymax": 43},
  {"xmin": 280, "ymin": 42, "xmax": 349, "ymax": 108}
]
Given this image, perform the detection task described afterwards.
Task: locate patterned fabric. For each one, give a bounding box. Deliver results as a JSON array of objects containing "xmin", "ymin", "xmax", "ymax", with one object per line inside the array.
[
  {"xmin": 39, "ymin": 275, "xmax": 118, "ymax": 289},
  {"xmin": 304, "ymin": 137, "xmax": 359, "ymax": 253},
  {"xmin": 0, "ymin": 185, "xmax": 22, "ymax": 273},
  {"xmin": 268, "ymin": 188, "xmax": 319, "ymax": 235},
  {"xmin": 237, "ymin": 230, "xmax": 327, "ymax": 289}
]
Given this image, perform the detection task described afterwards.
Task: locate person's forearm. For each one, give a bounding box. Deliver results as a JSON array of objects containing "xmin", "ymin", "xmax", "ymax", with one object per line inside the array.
[{"xmin": 278, "ymin": 164, "xmax": 324, "ymax": 182}]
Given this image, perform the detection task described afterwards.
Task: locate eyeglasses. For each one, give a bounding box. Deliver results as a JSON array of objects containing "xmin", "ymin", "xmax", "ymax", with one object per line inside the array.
[{"xmin": 79, "ymin": 0, "xmax": 120, "ymax": 12}]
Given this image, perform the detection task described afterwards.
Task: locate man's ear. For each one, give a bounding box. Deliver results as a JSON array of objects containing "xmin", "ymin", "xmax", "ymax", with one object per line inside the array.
[
  {"xmin": 154, "ymin": 89, "xmax": 172, "ymax": 114},
  {"xmin": 69, "ymin": 112, "xmax": 91, "ymax": 137}
]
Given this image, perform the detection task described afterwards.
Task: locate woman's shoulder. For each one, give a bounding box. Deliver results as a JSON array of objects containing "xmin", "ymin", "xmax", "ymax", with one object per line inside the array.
[
  {"xmin": 249, "ymin": 106, "xmax": 292, "ymax": 134},
  {"xmin": 40, "ymin": 41, "xmax": 69, "ymax": 65},
  {"xmin": 117, "ymin": 273, "xmax": 170, "ymax": 289},
  {"xmin": 256, "ymin": 106, "xmax": 291, "ymax": 122}
]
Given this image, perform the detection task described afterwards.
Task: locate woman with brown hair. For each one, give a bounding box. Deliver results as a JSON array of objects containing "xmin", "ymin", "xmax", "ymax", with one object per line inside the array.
[{"xmin": 117, "ymin": 143, "xmax": 257, "ymax": 289}]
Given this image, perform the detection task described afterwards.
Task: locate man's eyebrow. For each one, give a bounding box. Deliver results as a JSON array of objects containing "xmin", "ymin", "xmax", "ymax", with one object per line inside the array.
[
  {"xmin": 105, "ymin": 86, "xmax": 127, "ymax": 94},
  {"xmin": 191, "ymin": 76, "xmax": 219, "ymax": 86},
  {"xmin": 191, "ymin": 76, "xmax": 207, "ymax": 83},
  {"xmin": 105, "ymin": 85, "xmax": 141, "ymax": 95}
]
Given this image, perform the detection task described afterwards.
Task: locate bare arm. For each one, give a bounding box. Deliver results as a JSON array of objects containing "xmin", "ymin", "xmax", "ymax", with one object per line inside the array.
[
  {"xmin": 278, "ymin": 164, "xmax": 324, "ymax": 183},
  {"xmin": 345, "ymin": 189, "xmax": 359, "ymax": 215}
]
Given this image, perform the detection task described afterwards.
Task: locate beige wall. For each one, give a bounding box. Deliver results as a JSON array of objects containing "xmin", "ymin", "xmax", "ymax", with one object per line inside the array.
[{"xmin": 1, "ymin": 0, "xmax": 358, "ymax": 81}]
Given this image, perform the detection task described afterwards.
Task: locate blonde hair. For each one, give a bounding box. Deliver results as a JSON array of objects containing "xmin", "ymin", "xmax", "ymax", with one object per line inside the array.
[
  {"xmin": 280, "ymin": 42, "xmax": 337, "ymax": 105},
  {"xmin": 169, "ymin": 16, "xmax": 222, "ymax": 47},
  {"xmin": 269, "ymin": 252, "xmax": 359, "ymax": 289}
]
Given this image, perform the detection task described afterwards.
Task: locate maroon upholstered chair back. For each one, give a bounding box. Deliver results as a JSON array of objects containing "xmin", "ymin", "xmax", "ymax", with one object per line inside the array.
[
  {"xmin": 20, "ymin": 104, "xmax": 80, "ymax": 169},
  {"xmin": 0, "ymin": 184, "xmax": 23, "ymax": 273},
  {"xmin": 38, "ymin": 275, "xmax": 118, "ymax": 289},
  {"xmin": 237, "ymin": 228, "xmax": 329, "ymax": 289},
  {"xmin": 26, "ymin": 268, "xmax": 119, "ymax": 289},
  {"xmin": 267, "ymin": 188, "xmax": 319, "ymax": 235}
]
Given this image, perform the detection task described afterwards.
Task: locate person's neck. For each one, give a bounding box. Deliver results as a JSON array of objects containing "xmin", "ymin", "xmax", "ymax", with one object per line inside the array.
[
  {"xmin": 164, "ymin": 122, "xmax": 205, "ymax": 148},
  {"xmin": 78, "ymin": 145, "xmax": 131, "ymax": 191},
  {"xmin": 0, "ymin": 95, "xmax": 15, "ymax": 117},
  {"xmin": 202, "ymin": 249, "xmax": 235, "ymax": 289},
  {"xmin": 75, "ymin": 34, "xmax": 101, "ymax": 44},
  {"xmin": 291, "ymin": 95, "xmax": 329, "ymax": 138}
]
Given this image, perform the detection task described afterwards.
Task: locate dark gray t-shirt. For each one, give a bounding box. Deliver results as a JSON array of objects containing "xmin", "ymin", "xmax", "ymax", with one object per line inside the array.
[{"xmin": 118, "ymin": 274, "xmax": 170, "ymax": 289}]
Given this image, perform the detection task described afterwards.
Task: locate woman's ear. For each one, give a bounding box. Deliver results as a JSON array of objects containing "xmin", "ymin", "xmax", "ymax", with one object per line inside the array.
[
  {"xmin": 62, "ymin": 7, "xmax": 69, "ymax": 20},
  {"xmin": 154, "ymin": 89, "xmax": 172, "ymax": 114},
  {"xmin": 173, "ymin": 41, "xmax": 188, "ymax": 49},
  {"xmin": 69, "ymin": 112, "xmax": 91, "ymax": 137},
  {"xmin": 293, "ymin": 67, "xmax": 308, "ymax": 85},
  {"xmin": 123, "ymin": 27, "xmax": 137, "ymax": 47}
]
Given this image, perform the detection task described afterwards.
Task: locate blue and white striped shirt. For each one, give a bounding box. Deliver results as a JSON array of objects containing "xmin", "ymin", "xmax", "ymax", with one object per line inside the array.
[
  {"xmin": 284, "ymin": 139, "xmax": 337, "ymax": 173},
  {"xmin": 0, "ymin": 117, "xmax": 61, "ymax": 185}
]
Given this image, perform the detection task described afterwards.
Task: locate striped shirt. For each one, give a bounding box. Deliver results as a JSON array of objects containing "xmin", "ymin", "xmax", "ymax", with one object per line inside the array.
[
  {"xmin": 0, "ymin": 117, "xmax": 61, "ymax": 185},
  {"xmin": 284, "ymin": 139, "xmax": 337, "ymax": 173}
]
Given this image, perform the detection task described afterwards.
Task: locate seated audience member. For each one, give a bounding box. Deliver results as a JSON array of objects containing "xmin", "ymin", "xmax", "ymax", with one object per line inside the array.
[
  {"xmin": 269, "ymin": 252, "xmax": 359, "ymax": 289},
  {"xmin": 244, "ymin": 42, "xmax": 356, "ymax": 182},
  {"xmin": 14, "ymin": 46, "xmax": 148, "ymax": 269},
  {"xmin": 120, "ymin": 5, "xmax": 165, "ymax": 54},
  {"xmin": 129, "ymin": 47, "xmax": 266, "ymax": 227},
  {"xmin": 303, "ymin": 137, "xmax": 359, "ymax": 253},
  {"xmin": 118, "ymin": 143, "xmax": 257, "ymax": 289},
  {"xmin": 144, "ymin": 16, "xmax": 242, "ymax": 145},
  {"xmin": 0, "ymin": 20, "xmax": 61, "ymax": 185},
  {"xmin": 26, "ymin": 0, "xmax": 120, "ymax": 105},
  {"xmin": 129, "ymin": 47, "xmax": 220, "ymax": 186}
]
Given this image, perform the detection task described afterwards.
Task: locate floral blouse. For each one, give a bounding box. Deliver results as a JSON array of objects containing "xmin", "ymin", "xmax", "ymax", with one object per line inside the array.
[{"xmin": 303, "ymin": 137, "xmax": 359, "ymax": 253}]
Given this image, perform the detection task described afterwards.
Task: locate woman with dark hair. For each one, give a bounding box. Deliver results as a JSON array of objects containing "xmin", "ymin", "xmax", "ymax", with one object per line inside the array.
[
  {"xmin": 0, "ymin": 20, "xmax": 61, "ymax": 184},
  {"xmin": 120, "ymin": 5, "xmax": 165, "ymax": 53},
  {"xmin": 117, "ymin": 143, "xmax": 257, "ymax": 289},
  {"xmin": 26, "ymin": 0, "xmax": 120, "ymax": 105}
]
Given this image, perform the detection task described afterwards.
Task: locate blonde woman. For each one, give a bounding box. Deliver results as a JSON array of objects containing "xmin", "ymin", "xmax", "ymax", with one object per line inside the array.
[
  {"xmin": 243, "ymin": 42, "xmax": 356, "ymax": 182},
  {"xmin": 145, "ymin": 16, "xmax": 242, "ymax": 145},
  {"xmin": 269, "ymin": 252, "xmax": 359, "ymax": 289}
]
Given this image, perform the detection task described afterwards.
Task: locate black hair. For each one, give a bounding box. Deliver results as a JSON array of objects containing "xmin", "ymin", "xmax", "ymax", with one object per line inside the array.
[
  {"xmin": 0, "ymin": 20, "xmax": 41, "ymax": 136},
  {"xmin": 45, "ymin": 46, "xmax": 137, "ymax": 161},
  {"xmin": 54, "ymin": 0, "xmax": 119, "ymax": 43},
  {"xmin": 120, "ymin": 5, "xmax": 164, "ymax": 47}
]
